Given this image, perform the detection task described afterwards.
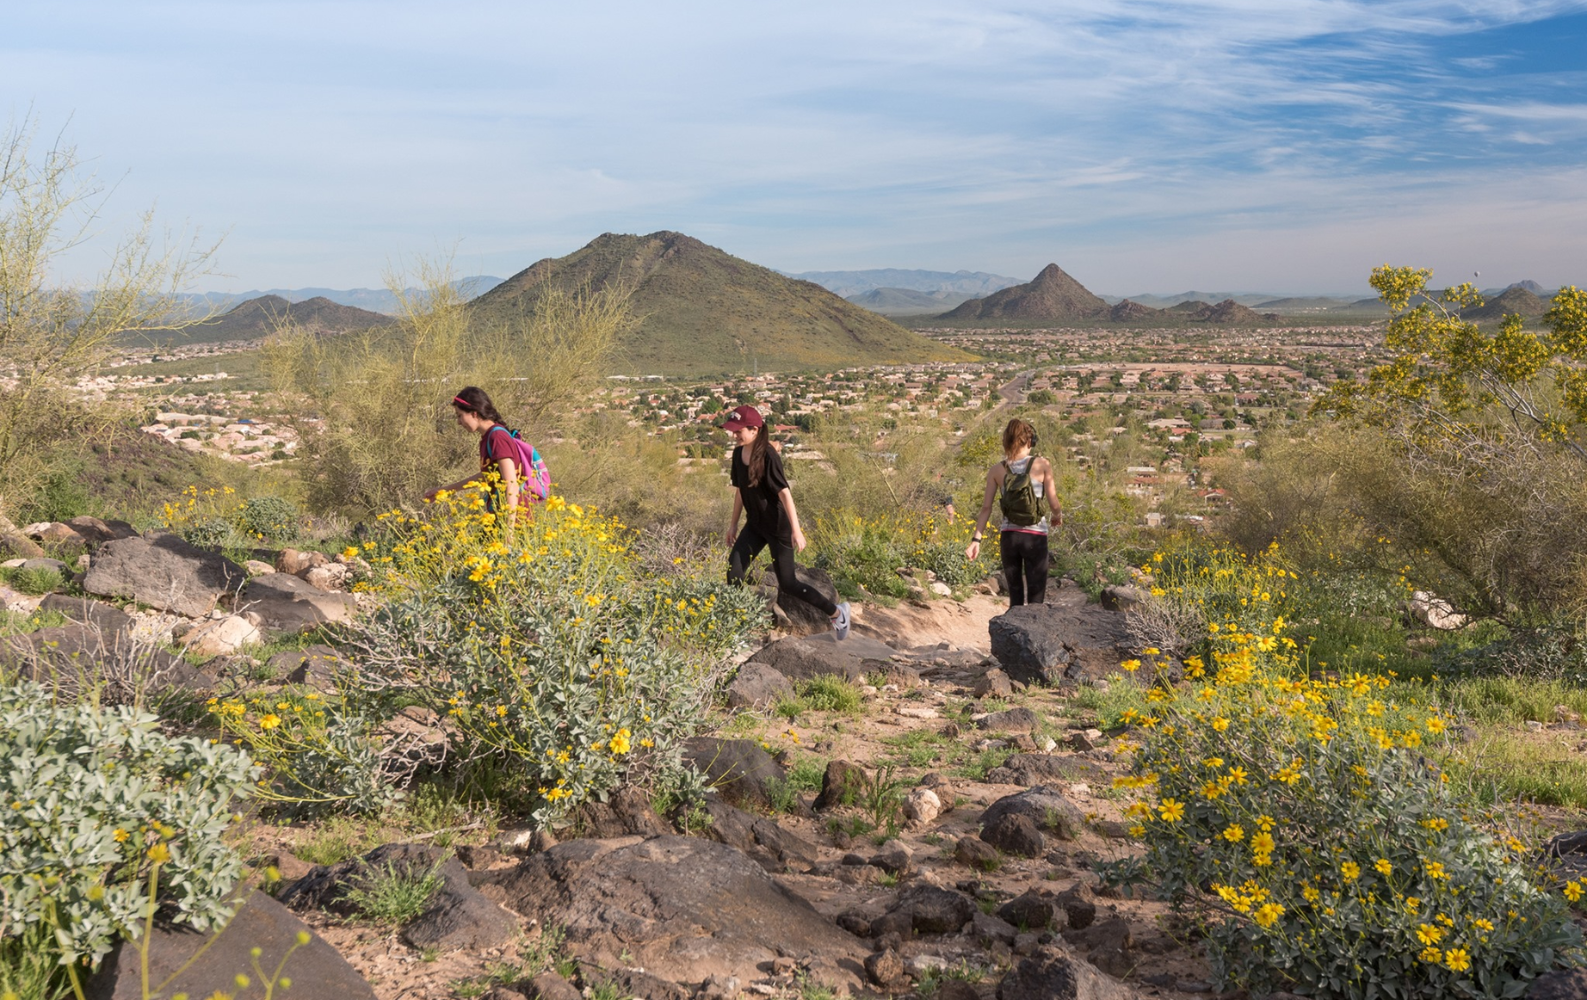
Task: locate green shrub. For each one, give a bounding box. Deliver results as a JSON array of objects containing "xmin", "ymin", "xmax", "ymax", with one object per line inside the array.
[
  {"xmin": 2, "ymin": 565, "xmax": 66, "ymax": 596},
  {"xmin": 798, "ymin": 675, "xmax": 862, "ymax": 714},
  {"xmin": 237, "ymin": 495, "xmax": 302, "ymax": 543},
  {"xmin": 0, "ymin": 681, "xmax": 258, "ymax": 967},
  {"xmin": 15, "ymin": 464, "xmax": 90, "ymax": 524},
  {"xmin": 181, "ymin": 515, "xmax": 235, "ymax": 550},
  {"xmin": 342, "ymin": 857, "xmax": 445, "ymax": 925}
]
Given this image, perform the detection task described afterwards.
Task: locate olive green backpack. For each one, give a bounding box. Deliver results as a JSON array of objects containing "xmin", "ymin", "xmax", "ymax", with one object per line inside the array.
[{"xmin": 999, "ymin": 458, "xmax": 1046, "ymax": 527}]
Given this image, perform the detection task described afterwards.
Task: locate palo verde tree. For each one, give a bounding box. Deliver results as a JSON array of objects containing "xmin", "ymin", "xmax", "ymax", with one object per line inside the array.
[
  {"xmin": 0, "ymin": 118, "xmax": 218, "ymax": 514},
  {"xmin": 1312, "ymin": 266, "xmax": 1587, "ymax": 621},
  {"xmin": 264, "ymin": 257, "xmax": 634, "ymax": 516}
]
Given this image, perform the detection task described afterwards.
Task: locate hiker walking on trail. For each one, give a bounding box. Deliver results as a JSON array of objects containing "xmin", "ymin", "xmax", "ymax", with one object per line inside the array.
[
  {"xmin": 722, "ymin": 404, "xmax": 851, "ymax": 640},
  {"xmin": 965, "ymin": 418, "xmax": 1061, "ymax": 607},
  {"xmin": 425, "ymin": 386, "xmax": 551, "ymax": 527}
]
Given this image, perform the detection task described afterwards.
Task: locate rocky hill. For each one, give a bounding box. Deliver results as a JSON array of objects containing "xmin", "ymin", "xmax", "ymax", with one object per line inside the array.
[
  {"xmin": 1167, "ymin": 298, "xmax": 1279, "ymax": 324},
  {"xmin": 150, "ymin": 295, "xmax": 394, "ymax": 346},
  {"xmin": 1108, "ymin": 298, "xmax": 1163, "ymax": 322},
  {"xmin": 940, "ymin": 264, "xmax": 1110, "ymax": 323},
  {"xmin": 471, "ymin": 232, "xmax": 971, "ymax": 375},
  {"xmin": 1465, "ymin": 285, "xmax": 1548, "ymax": 321}
]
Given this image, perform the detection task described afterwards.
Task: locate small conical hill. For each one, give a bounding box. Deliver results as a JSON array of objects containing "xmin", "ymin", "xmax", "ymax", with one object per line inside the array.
[
  {"xmin": 471, "ymin": 232, "xmax": 971, "ymax": 375},
  {"xmin": 1464, "ymin": 286, "xmax": 1547, "ymax": 321},
  {"xmin": 940, "ymin": 264, "xmax": 1109, "ymax": 322}
]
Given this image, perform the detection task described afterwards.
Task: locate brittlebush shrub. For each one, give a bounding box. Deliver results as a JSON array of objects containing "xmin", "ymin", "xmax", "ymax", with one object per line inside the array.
[
  {"xmin": 1108, "ymin": 546, "xmax": 1583, "ymax": 999},
  {"xmin": 0, "ymin": 682, "xmax": 257, "ymax": 973},
  {"xmin": 331, "ymin": 479, "xmax": 763, "ymax": 824}
]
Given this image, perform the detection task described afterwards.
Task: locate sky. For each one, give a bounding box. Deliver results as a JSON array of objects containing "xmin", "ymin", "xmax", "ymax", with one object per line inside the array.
[{"xmin": 6, "ymin": 1, "xmax": 1587, "ymax": 296}]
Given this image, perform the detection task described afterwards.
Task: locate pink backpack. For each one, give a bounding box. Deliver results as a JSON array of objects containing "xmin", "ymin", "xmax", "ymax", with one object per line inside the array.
[{"xmin": 485, "ymin": 426, "xmax": 552, "ymax": 503}]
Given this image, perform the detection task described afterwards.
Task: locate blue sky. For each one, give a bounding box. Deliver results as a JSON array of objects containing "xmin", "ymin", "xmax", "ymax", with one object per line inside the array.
[{"xmin": 7, "ymin": 1, "xmax": 1586, "ymax": 295}]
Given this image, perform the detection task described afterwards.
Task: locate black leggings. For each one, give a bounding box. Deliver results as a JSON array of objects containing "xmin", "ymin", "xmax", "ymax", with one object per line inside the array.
[
  {"xmin": 1000, "ymin": 530, "xmax": 1050, "ymax": 606},
  {"xmin": 728, "ymin": 525, "xmax": 838, "ymax": 616}
]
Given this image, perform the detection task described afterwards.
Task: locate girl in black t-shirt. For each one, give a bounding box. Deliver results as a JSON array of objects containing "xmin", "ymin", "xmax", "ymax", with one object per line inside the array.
[{"xmin": 722, "ymin": 405, "xmax": 850, "ymax": 639}]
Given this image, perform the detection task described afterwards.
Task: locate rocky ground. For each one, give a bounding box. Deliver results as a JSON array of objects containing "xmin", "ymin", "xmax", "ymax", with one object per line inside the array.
[
  {"xmin": 235, "ymin": 582, "xmax": 1228, "ymax": 1000},
  {"xmin": 7, "ymin": 517, "xmax": 1584, "ymax": 1000}
]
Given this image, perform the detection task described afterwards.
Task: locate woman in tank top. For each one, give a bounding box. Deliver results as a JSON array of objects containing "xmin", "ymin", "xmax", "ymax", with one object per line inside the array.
[{"xmin": 965, "ymin": 418, "xmax": 1061, "ymax": 606}]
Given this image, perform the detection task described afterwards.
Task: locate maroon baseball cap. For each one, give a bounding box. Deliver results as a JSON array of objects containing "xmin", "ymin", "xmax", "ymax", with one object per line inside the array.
[{"xmin": 722, "ymin": 405, "xmax": 764, "ymax": 431}]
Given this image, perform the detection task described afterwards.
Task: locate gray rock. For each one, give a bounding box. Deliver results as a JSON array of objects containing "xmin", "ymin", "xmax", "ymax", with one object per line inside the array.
[
  {"xmin": 485, "ymin": 836, "xmax": 868, "ymax": 990},
  {"xmin": 746, "ymin": 631, "xmax": 897, "ymax": 683},
  {"xmin": 519, "ymin": 972, "xmax": 582, "ymax": 1000},
  {"xmin": 760, "ymin": 563, "xmax": 842, "ymax": 636},
  {"xmin": 865, "ymin": 949, "xmax": 906, "ymax": 987},
  {"xmin": 85, "ymin": 890, "xmax": 376, "ymax": 1000},
  {"xmin": 689, "ymin": 800, "xmax": 818, "ymax": 873},
  {"xmin": 978, "ymin": 706, "xmax": 1041, "ymax": 733},
  {"xmin": 725, "ymin": 662, "xmax": 794, "ymax": 709},
  {"xmin": 986, "ymin": 755, "xmax": 1112, "ymax": 789},
  {"xmin": 239, "ymin": 573, "xmax": 357, "ymax": 636},
  {"xmin": 1099, "ymin": 585, "xmax": 1146, "ymax": 612},
  {"xmin": 996, "ymin": 949, "xmax": 1140, "ymax": 1000},
  {"xmin": 83, "ymin": 532, "xmax": 246, "ymax": 618},
  {"xmin": 682, "ymin": 737, "xmax": 786, "ymax": 812},
  {"xmin": 871, "ymin": 839, "xmax": 914, "ymax": 874},
  {"xmin": 571, "ymin": 785, "xmax": 672, "ymax": 839},
  {"xmin": 891, "ymin": 884, "xmax": 976, "ymax": 935},
  {"xmin": 974, "ymin": 910, "xmax": 1019, "ymax": 946},
  {"xmin": 813, "ymin": 759, "xmax": 868, "ymax": 811},
  {"xmin": 0, "ymin": 530, "xmax": 45, "ymax": 559},
  {"xmin": 1057, "ymin": 885, "xmax": 1097, "ymax": 931},
  {"xmin": 981, "ymin": 812, "xmax": 1046, "ymax": 857},
  {"xmin": 998, "ymin": 890, "xmax": 1066, "ymax": 931},
  {"xmin": 20, "ymin": 557, "xmax": 71, "ymax": 577},
  {"xmin": 989, "ymin": 604, "xmax": 1128, "ymax": 687},
  {"xmin": 936, "ymin": 981, "xmax": 981, "ymax": 1000},
  {"xmin": 955, "ymin": 836, "xmax": 1001, "ymax": 870},
  {"xmin": 974, "ymin": 668, "xmax": 1014, "ymax": 699},
  {"xmin": 64, "ymin": 516, "xmax": 138, "ymax": 548},
  {"xmin": 38, "ymin": 593, "xmax": 134, "ymax": 635},
  {"xmin": 981, "ymin": 787, "xmax": 1087, "ymax": 841},
  {"xmin": 0, "ymin": 623, "xmax": 208, "ymax": 697},
  {"xmin": 279, "ymin": 843, "xmax": 516, "ymax": 952},
  {"xmin": 1528, "ymin": 968, "xmax": 1587, "ymax": 1000}
]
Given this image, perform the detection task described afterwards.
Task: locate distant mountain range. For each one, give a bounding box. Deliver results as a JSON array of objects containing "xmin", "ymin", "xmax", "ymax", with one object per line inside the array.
[
  {"xmin": 930, "ymin": 264, "xmax": 1284, "ymax": 326},
  {"xmin": 186, "ymin": 277, "xmax": 504, "ymax": 316},
  {"xmin": 141, "ymin": 295, "xmax": 395, "ymax": 347},
  {"xmin": 784, "ymin": 268, "xmax": 1023, "ymax": 299},
  {"xmin": 472, "ymin": 232, "xmax": 971, "ymax": 375}
]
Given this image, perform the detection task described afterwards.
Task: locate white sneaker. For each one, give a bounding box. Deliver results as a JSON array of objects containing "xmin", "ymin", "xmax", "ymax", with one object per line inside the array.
[{"xmin": 832, "ymin": 602, "xmax": 851, "ymax": 640}]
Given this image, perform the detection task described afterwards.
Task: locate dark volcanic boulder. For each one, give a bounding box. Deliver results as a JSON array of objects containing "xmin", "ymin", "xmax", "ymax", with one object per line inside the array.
[
  {"xmin": 64, "ymin": 516, "xmax": 139, "ymax": 548},
  {"xmin": 682, "ymin": 737, "xmax": 786, "ymax": 811},
  {"xmin": 1528, "ymin": 968, "xmax": 1587, "ymax": 999},
  {"xmin": 83, "ymin": 532, "xmax": 246, "ymax": 618},
  {"xmin": 981, "ymin": 786, "xmax": 1088, "ymax": 840},
  {"xmin": 746, "ymin": 632, "xmax": 896, "ymax": 682},
  {"xmin": 980, "ymin": 812, "xmax": 1046, "ymax": 857},
  {"xmin": 0, "ymin": 623, "xmax": 208, "ymax": 696},
  {"xmin": 987, "ymin": 754, "xmax": 1112, "ymax": 789},
  {"xmin": 239, "ymin": 573, "xmax": 358, "ymax": 636},
  {"xmin": 997, "ymin": 948, "xmax": 1139, "ymax": 1000},
  {"xmin": 725, "ymin": 662, "xmax": 795, "ymax": 709},
  {"xmin": 988, "ymin": 603, "xmax": 1128, "ymax": 686},
  {"xmin": 485, "ymin": 836, "xmax": 867, "ymax": 990},
  {"xmin": 38, "ymin": 594, "xmax": 135, "ymax": 635},
  {"xmin": 86, "ymin": 890, "xmax": 376, "ymax": 1000}
]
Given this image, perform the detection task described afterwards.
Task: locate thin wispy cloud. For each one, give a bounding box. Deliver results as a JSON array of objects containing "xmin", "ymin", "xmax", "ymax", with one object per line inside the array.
[{"xmin": 4, "ymin": 0, "xmax": 1585, "ymax": 293}]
